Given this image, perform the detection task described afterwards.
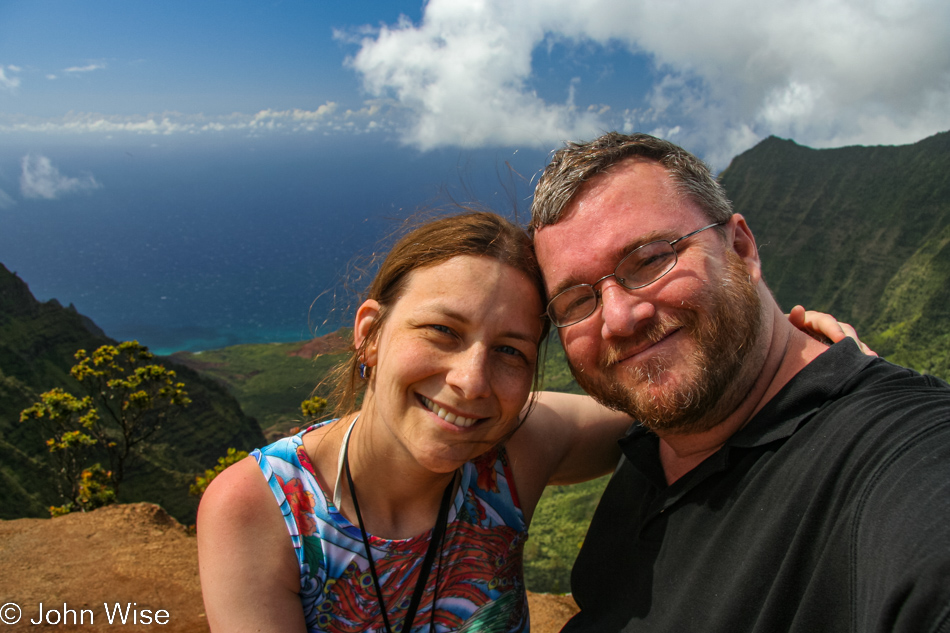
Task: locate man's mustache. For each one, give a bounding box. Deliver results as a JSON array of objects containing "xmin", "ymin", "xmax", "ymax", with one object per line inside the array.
[{"xmin": 600, "ymin": 314, "xmax": 693, "ymax": 369}]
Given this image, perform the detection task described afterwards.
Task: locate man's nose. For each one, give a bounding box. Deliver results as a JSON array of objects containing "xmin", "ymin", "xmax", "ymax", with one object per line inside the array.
[
  {"xmin": 447, "ymin": 346, "xmax": 492, "ymax": 399},
  {"xmin": 599, "ymin": 279, "xmax": 656, "ymax": 339}
]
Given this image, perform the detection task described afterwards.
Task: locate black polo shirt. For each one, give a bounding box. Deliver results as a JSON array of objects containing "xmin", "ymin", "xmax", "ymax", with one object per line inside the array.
[{"xmin": 564, "ymin": 340, "xmax": 950, "ymax": 633}]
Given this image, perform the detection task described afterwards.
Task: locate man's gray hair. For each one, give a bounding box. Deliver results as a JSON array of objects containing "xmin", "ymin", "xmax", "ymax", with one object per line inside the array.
[{"xmin": 530, "ymin": 132, "xmax": 734, "ymax": 232}]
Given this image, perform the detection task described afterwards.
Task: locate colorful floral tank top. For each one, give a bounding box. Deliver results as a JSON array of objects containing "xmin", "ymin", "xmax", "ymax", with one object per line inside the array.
[{"xmin": 252, "ymin": 420, "xmax": 529, "ymax": 633}]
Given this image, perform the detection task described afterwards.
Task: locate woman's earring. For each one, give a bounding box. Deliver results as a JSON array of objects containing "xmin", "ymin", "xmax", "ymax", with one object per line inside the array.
[{"xmin": 358, "ymin": 353, "xmax": 371, "ymax": 380}]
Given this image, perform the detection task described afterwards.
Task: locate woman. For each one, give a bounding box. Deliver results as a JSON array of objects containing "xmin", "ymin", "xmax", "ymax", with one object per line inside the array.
[{"xmin": 197, "ymin": 211, "xmax": 863, "ymax": 633}]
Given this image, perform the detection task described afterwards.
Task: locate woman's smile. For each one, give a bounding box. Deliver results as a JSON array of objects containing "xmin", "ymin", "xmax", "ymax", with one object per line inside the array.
[{"xmin": 419, "ymin": 395, "xmax": 483, "ymax": 428}]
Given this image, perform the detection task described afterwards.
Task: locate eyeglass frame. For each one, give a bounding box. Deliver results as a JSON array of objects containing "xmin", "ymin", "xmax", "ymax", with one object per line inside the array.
[{"xmin": 545, "ymin": 220, "xmax": 727, "ymax": 328}]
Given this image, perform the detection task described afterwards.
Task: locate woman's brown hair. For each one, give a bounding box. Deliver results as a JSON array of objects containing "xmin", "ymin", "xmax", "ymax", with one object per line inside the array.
[{"xmin": 324, "ymin": 210, "xmax": 550, "ymax": 420}]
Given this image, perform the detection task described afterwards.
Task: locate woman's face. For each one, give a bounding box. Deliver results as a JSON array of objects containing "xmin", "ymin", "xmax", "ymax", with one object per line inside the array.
[{"xmin": 358, "ymin": 254, "xmax": 544, "ymax": 474}]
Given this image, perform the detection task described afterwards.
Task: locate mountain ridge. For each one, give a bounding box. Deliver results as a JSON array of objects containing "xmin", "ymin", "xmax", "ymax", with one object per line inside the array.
[{"xmin": 720, "ymin": 130, "xmax": 950, "ymax": 378}]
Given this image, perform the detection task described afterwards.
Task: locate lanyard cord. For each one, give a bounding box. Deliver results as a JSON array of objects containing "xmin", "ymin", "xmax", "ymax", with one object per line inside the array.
[{"xmin": 343, "ymin": 432, "xmax": 455, "ymax": 633}]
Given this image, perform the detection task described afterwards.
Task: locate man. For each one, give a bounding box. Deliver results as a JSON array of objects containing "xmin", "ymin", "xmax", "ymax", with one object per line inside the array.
[{"xmin": 530, "ymin": 132, "xmax": 950, "ymax": 632}]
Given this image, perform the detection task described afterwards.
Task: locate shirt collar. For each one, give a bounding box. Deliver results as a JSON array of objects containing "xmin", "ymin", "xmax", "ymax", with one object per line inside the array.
[{"xmin": 728, "ymin": 338, "xmax": 877, "ymax": 448}]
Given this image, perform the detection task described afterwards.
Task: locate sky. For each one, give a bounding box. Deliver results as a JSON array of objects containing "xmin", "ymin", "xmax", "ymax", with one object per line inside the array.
[
  {"xmin": 1, "ymin": 0, "xmax": 948, "ymax": 352},
  {"xmin": 2, "ymin": 0, "xmax": 948, "ymax": 164}
]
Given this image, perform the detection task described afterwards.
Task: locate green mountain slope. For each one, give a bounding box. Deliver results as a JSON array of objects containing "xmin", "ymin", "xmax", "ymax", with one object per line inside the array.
[
  {"xmin": 0, "ymin": 263, "xmax": 265, "ymax": 522},
  {"xmin": 170, "ymin": 337, "xmax": 347, "ymax": 440},
  {"xmin": 720, "ymin": 131, "xmax": 950, "ymax": 378}
]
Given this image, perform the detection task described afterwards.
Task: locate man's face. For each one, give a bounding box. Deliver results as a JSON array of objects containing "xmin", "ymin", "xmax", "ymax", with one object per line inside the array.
[{"xmin": 534, "ymin": 159, "xmax": 763, "ymax": 435}]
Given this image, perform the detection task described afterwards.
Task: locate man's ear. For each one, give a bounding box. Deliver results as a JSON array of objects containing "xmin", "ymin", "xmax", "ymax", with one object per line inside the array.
[
  {"xmin": 354, "ymin": 299, "xmax": 381, "ymax": 366},
  {"xmin": 729, "ymin": 214, "xmax": 762, "ymax": 284}
]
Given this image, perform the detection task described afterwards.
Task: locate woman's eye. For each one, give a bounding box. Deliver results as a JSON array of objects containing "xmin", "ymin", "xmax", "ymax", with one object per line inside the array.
[
  {"xmin": 497, "ymin": 345, "xmax": 526, "ymax": 359},
  {"xmin": 428, "ymin": 324, "xmax": 453, "ymax": 335}
]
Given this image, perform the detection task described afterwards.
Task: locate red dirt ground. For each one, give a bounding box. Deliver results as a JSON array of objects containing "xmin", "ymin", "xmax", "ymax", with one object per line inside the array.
[{"xmin": 0, "ymin": 503, "xmax": 577, "ymax": 632}]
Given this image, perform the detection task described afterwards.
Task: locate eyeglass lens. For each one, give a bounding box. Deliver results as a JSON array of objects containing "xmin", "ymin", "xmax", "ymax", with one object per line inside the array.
[
  {"xmin": 547, "ymin": 221, "xmax": 725, "ymax": 327},
  {"xmin": 549, "ymin": 241, "xmax": 677, "ymax": 326}
]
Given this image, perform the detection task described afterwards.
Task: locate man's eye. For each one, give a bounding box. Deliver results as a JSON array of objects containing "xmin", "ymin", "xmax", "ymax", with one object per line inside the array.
[
  {"xmin": 567, "ymin": 294, "xmax": 594, "ymax": 310},
  {"xmin": 643, "ymin": 251, "xmax": 674, "ymax": 267},
  {"xmin": 625, "ymin": 250, "xmax": 673, "ymax": 274}
]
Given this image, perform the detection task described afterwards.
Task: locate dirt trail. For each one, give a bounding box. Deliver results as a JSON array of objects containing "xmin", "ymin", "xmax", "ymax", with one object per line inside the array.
[{"xmin": 0, "ymin": 503, "xmax": 577, "ymax": 632}]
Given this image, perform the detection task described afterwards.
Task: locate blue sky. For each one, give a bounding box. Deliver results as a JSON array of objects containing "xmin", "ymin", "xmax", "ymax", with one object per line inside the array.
[
  {"xmin": 0, "ymin": 2, "xmax": 406, "ymax": 117},
  {"xmin": 1, "ymin": 0, "xmax": 949, "ymax": 352},
  {"xmin": 4, "ymin": 0, "xmax": 946, "ymax": 165}
]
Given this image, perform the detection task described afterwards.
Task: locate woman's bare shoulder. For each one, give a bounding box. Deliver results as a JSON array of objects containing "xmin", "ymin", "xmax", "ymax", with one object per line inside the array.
[
  {"xmin": 197, "ymin": 456, "xmax": 306, "ymax": 633},
  {"xmin": 198, "ymin": 456, "xmax": 271, "ymax": 524}
]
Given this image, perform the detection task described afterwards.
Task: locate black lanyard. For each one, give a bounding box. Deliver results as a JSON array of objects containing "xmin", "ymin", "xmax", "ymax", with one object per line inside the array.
[{"xmin": 343, "ymin": 440, "xmax": 455, "ymax": 633}]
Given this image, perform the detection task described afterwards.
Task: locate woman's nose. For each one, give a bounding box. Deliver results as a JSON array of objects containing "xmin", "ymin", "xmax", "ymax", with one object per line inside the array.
[{"xmin": 446, "ymin": 346, "xmax": 492, "ymax": 399}]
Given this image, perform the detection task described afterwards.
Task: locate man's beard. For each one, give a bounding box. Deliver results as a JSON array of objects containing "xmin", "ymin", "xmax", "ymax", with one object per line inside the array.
[{"xmin": 570, "ymin": 251, "xmax": 762, "ymax": 435}]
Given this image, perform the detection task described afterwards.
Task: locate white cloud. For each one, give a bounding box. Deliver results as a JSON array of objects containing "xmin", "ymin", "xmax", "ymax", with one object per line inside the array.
[
  {"xmin": 0, "ymin": 66, "xmax": 20, "ymax": 92},
  {"xmin": 0, "ymin": 103, "xmax": 357, "ymax": 137},
  {"xmin": 20, "ymin": 154, "xmax": 102, "ymax": 200},
  {"xmin": 342, "ymin": 5, "xmax": 604, "ymax": 150},
  {"xmin": 246, "ymin": 104, "xmax": 339, "ymax": 131},
  {"xmin": 343, "ymin": 0, "xmax": 950, "ymax": 165},
  {"xmin": 64, "ymin": 63, "xmax": 106, "ymax": 73}
]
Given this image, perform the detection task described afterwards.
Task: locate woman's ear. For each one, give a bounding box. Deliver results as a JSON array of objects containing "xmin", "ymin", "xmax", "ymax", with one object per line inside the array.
[{"xmin": 354, "ymin": 299, "xmax": 381, "ymax": 366}]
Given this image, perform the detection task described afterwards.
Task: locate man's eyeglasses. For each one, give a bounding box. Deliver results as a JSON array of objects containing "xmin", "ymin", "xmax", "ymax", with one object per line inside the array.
[{"xmin": 546, "ymin": 221, "xmax": 726, "ymax": 328}]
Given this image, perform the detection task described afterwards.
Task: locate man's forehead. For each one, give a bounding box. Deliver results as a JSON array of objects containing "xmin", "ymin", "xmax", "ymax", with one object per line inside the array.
[
  {"xmin": 536, "ymin": 223, "xmax": 678, "ymax": 292},
  {"xmin": 533, "ymin": 163, "xmax": 707, "ymax": 287}
]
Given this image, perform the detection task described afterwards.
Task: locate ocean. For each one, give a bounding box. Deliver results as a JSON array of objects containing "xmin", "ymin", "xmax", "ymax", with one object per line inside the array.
[{"xmin": 0, "ymin": 134, "xmax": 549, "ymax": 354}]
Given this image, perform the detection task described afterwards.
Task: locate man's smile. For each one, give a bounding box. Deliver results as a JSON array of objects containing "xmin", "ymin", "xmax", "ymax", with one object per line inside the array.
[{"xmin": 606, "ymin": 325, "xmax": 684, "ymax": 368}]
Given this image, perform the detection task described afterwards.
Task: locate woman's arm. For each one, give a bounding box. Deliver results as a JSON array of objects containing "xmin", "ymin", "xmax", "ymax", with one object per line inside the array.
[
  {"xmin": 197, "ymin": 457, "xmax": 307, "ymax": 633},
  {"xmin": 506, "ymin": 392, "xmax": 632, "ymax": 522},
  {"xmin": 527, "ymin": 391, "xmax": 631, "ymax": 486}
]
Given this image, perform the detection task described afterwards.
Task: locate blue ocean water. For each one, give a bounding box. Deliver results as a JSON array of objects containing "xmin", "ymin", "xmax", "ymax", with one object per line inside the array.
[{"xmin": 0, "ymin": 134, "xmax": 549, "ymax": 354}]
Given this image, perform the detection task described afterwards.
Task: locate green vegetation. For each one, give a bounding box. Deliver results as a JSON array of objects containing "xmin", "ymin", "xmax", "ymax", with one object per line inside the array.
[
  {"xmin": 171, "ymin": 340, "xmax": 345, "ymax": 440},
  {"xmin": 190, "ymin": 447, "xmax": 250, "ymax": 497},
  {"xmin": 539, "ymin": 334, "xmax": 583, "ymax": 395},
  {"xmin": 300, "ymin": 395, "xmax": 329, "ymax": 419},
  {"xmin": 19, "ymin": 387, "xmax": 100, "ymax": 513},
  {"xmin": 20, "ymin": 341, "xmax": 191, "ymax": 515},
  {"xmin": 525, "ymin": 476, "xmax": 610, "ymax": 593},
  {"xmin": 864, "ymin": 223, "xmax": 950, "ymax": 377},
  {"xmin": 522, "ymin": 336, "xmax": 610, "ymax": 592},
  {"xmin": 720, "ymin": 130, "xmax": 950, "ymax": 382},
  {"xmin": 48, "ymin": 463, "xmax": 115, "ymax": 517}
]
